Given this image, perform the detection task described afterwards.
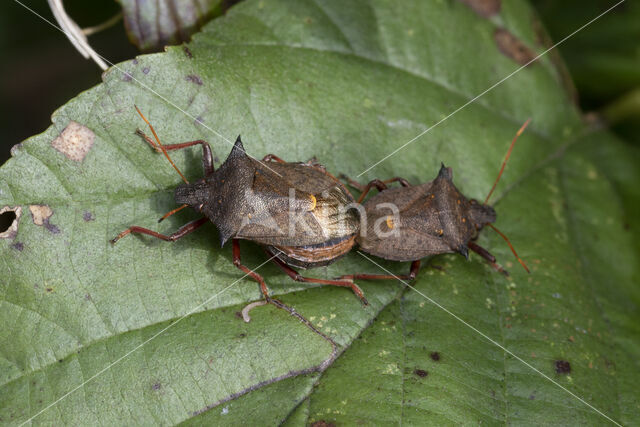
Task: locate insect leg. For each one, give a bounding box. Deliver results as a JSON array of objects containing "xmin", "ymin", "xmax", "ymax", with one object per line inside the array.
[
  {"xmin": 468, "ymin": 241, "xmax": 509, "ymax": 276},
  {"xmin": 339, "ymin": 174, "xmax": 366, "ymax": 192},
  {"xmin": 261, "ymin": 154, "xmax": 287, "ymax": 163},
  {"xmin": 269, "ymin": 256, "xmax": 368, "ymax": 305},
  {"xmin": 110, "ymin": 217, "xmax": 208, "ymax": 243},
  {"xmin": 408, "ymin": 260, "xmax": 421, "ymax": 278},
  {"xmin": 304, "ymin": 156, "xmax": 320, "ymax": 166},
  {"xmin": 354, "ymin": 179, "xmax": 389, "ymax": 203},
  {"xmin": 337, "ymin": 260, "xmax": 421, "ymax": 282},
  {"xmin": 136, "ymin": 129, "xmax": 214, "ymax": 176},
  {"xmin": 382, "ymin": 177, "xmax": 412, "ymax": 187},
  {"xmin": 340, "ymin": 176, "xmax": 411, "ymax": 193},
  {"xmin": 233, "ymin": 239, "xmax": 271, "ymax": 299}
]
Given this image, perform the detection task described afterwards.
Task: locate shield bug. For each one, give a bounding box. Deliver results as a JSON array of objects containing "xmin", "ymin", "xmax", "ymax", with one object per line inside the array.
[
  {"xmin": 111, "ymin": 108, "xmax": 367, "ymax": 303},
  {"xmin": 339, "ymin": 120, "xmax": 531, "ymax": 282}
]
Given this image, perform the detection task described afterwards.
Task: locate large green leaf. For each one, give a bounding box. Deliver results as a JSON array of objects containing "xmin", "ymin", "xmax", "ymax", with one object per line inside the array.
[{"xmin": 1, "ymin": 0, "xmax": 638, "ymax": 424}]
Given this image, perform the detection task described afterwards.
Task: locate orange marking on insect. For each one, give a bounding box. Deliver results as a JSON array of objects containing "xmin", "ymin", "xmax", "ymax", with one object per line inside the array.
[
  {"xmin": 309, "ymin": 195, "xmax": 317, "ymax": 211},
  {"xmin": 386, "ymin": 216, "xmax": 395, "ymax": 229}
]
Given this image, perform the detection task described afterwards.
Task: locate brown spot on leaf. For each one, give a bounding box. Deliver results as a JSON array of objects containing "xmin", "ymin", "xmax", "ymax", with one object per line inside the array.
[
  {"xmin": 152, "ymin": 382, "xmax": 161, "ymax": 390},
  {"xmin": 458, "ymin": 0, "xmax": 501, "ymax": 18},
  {"xmin": 555, "ymin": 360, "xmax": 571, "ymax": 374},
  {"xmin": 51, "ymin": 121, "xmax": 95, "ymax": 162},
  {"xmin": 430, "ymin": 351, "xmax": 441, "ymax": 361},
  {"xmin": 184, "ymin": 46, "xmax": 193, "ymax": 58},
  {"xmin": 45, "ymin": 223, "xmax": 60, "ymax": 234},
  {"xmin": 29, "ymin": 205, "xmax": 60, "ymax": 234},
  {"xmin": 186, "ymin": 74, "xmax": 203, "ymax": 85},
  {"xmin": 414, "ymin": 368, "xmax": 428, "ymax": 378},
  {"xmin": 311, "ymin": 422, "xmax": 335, "ymax": 427},
  {"xmin": 0, "ymin": 206, "xmax": 22, "ymax": 239},
  {"xmin": 142, "ymin": 67, "xmax": 150, "ymax": 75},
  {"xmin": 11, "ymin": 242, "xmax": 24, "ymax": 251},
  {"xmin": 29, "ymin": 205, "xmax": 52, "ymax": 225},
  {"xmin": 494, "ymin": 28, "xmax": 537, "ymax": 66},
  {"xmin": 83, "ymin": 211, "xmax": 95, "ymax": 222},
  {"xmin": 122, "ymin": 72, "xmax": 133, "ymax": 82}
]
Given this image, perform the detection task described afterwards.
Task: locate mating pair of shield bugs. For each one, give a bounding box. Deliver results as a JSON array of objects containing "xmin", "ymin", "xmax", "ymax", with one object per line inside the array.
[{"xmin": 111, "ymin": 108, "xmax": 529, "ymax": 305}]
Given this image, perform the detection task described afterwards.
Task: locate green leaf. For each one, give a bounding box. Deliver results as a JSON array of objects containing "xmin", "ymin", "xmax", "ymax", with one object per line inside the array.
[
  {"xmin": 116, "ymin": 0, "xmax": 226, "ymax": 51},
  {"xmin": 1, "ymin": 0, "xmax": 638, "ymax": 424}
]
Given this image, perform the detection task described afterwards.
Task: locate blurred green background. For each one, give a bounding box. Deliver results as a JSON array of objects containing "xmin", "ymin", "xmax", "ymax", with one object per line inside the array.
[
  {"xmin": 1, "ymin": 0, "xmax": 639, "ymax": 168},
  {"xmin": 535, "ymin": 0, "xmax": 640, "ymax": 145}
]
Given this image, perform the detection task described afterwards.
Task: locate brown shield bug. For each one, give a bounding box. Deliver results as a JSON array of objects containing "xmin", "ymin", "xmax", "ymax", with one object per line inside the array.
[
  {"xmin": 340, "ymin": 120, "xmax": 531, "ymax": 282},
  {"xmin": 111, "ymin": 108, "xmax": 367, "ymax": 303}
]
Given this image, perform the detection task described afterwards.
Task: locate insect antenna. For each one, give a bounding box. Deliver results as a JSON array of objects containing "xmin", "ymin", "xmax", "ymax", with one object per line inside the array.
[
  {"xmin": 488, "ymin": 223, "xmax": 530, "ymax": 273},
  {"xmin": 135, "ymin": 105, "xmax": 189, "ymax": 184},
  {"xmin": 484, "ymin": 119, "xmax": 531, "ymax": 205},
  {"xmin": 158, "ymin": 204, "xmax": 188, "ymax": 223},
  {"xmin": 483, "ymin": 119, "xmax": 531, "ymax": 273}
]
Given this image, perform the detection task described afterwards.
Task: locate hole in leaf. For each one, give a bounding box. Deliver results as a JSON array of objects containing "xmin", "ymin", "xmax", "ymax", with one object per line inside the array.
[
  {"xmin": 0, "ymin": 210, "xmax": 17, "ymax": 233},
  {"xmin": 0, "ymin": 206, "xmax": 21, "ymax": 239}
]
